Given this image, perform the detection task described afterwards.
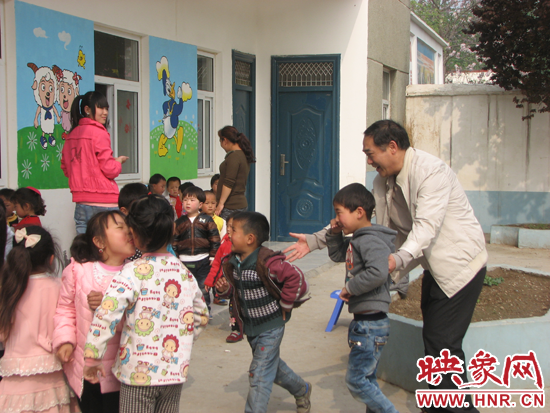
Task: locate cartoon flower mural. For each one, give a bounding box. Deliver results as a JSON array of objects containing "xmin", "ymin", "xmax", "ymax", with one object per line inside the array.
[
  {"xmin": 41, "ymin": 154, "xmax": 50, "ymax": 171},
  {"xmin": 21, "ymin": 159, "xmax": 32, "ymax": 179},
  {"xmin": 27, "ymin": 131, "xmax": 38, "ymax": 151},
  {"xmin": 56, "ymin": 145, "xmax": 63, "ymax": 161}
]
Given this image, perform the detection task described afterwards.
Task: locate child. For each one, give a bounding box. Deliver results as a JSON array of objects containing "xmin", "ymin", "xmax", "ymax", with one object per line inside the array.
[
  {"xmin": 203, "ymin": 190, "xmax": 226, "ymax": 238},
  {"xmin": 325, "ymin": 183, "xmax": 398, "ymax": 413},
  {"xmin": 148, "ymin": 173, "xmax": 166, "ymax": 196},
  {"xmin": 205, "ymin": 215, "xmax": 243, "ymax": 341},
  {"xmin": 215, "ymin": 212, "xmax": 311, "ymax": 413},
  {"xmin": 0, "ymin": 188, "xmax": 18, "ymax": 227},
  {"xmin": 54, "ymin": 211, "xmax": 137, "ymax": 413},
  {"xmin": 118, "ymin": 183, "xmax": 148, "ymax": 262},
  {"xmin": 12, "ymin": 187, "xmax": 46, "ymax": 230},
  {"xmin": 173, "ymin": 186, "xmax": 220, "ymax": 310},
  {"xmin": 201, "ymin": 191, "xmax": 227, "ymax": 306},
  {"xmin": 210, "ymin": 173, "xmax": 220, "ymax": 194},
  {"xmin": 0, "ymin": 226, "xmax": 78, "ymax": 412},
  {"xmin": 118, "ymin": 183, "xmax": 148, "ymax": 216},
  {"xmin": 83, "ymin": 195, "xmax": 208, "ymax": 413},
  {"xmin": 166, "ymin": 177, "xmax": 183, "ymax": 218},
  {"xmin": 177, "ymin": 182, "xmax": 195, "ymax": 206}
]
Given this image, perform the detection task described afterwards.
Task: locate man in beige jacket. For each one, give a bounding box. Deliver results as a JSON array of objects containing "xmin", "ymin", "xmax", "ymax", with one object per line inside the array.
[{"xmin": 286, "ymin": 120, "xmax": 487, "ymax": 413}]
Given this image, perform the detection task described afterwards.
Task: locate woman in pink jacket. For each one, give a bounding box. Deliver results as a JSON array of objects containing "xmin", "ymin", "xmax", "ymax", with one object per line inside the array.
[
  {"xmin": 61, "ymin": 91, "xmax": 128, "ymax": 234},
  {"xmin": 53, "ymin": 210, "xmax": 135, "ymax": 413}
]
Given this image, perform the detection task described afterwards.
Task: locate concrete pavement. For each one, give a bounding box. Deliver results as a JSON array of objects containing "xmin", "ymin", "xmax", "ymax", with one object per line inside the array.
[{"xmin": 180, "ymin": 243, "xmax": 550, "ymax": 412}]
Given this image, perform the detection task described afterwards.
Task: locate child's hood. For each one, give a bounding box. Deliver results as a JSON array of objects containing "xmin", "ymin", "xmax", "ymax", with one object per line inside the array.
[{"xmin": 353, "ymin": 224, "xmax": 397, "ymax": 253}]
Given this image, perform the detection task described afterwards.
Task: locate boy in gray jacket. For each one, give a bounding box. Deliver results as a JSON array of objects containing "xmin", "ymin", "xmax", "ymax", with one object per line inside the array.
[{"xmin": 326, "ymin": 183, "xmax": 399, "ymax": 413}]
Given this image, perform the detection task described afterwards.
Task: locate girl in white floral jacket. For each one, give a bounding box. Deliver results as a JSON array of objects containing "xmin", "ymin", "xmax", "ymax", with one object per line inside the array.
[{"xmin": 83, "ymin": 195, "xmax": 208, "ymax": 413}]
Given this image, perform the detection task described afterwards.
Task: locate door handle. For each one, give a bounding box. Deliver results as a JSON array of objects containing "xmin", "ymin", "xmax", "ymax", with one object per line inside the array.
[{"xmin": 280, "ymin": 153, "xmax": 290, "ymax": 176}]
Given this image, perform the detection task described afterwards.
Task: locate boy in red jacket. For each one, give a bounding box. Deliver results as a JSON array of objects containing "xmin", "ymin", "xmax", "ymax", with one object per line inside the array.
[{"xmin": 204, "ymin": 215, "xmax": 242, "ymax": 342}]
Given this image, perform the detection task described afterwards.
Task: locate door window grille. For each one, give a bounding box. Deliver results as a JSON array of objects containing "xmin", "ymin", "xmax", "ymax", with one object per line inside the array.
[
  {"xmin": 279, "ymin": 62, "xmax": 333, "ymax": 87},
  {"xmin": 235, "ymin": 60, "xmax": 251, "ymax": 87}
]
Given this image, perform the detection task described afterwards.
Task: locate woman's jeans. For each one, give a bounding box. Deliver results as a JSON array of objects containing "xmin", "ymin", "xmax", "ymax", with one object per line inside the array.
[
  {"xmin": 345, "ymin": 316, "xmax": 399, "ymax": 413},
  {"xmin": 74, "ymin": 204, "xmax": 118, "ymax": 234},
  {"xmin": 245, "ymin": 326, "xmax": 307, "ymax": 413}
]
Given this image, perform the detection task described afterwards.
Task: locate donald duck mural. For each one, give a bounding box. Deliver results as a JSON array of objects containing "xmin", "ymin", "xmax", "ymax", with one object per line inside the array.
[{"xmin": 156, "ymin": 56, "xmax": 193, "ymax": 157}]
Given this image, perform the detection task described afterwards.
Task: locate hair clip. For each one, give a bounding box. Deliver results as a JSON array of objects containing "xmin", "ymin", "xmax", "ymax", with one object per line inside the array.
[
  {"xmin": 14, "ymin": 228, "xmax": 41, "ymax": 248},
  {"xmin": 26, "ymin": 187, "xmax": 41, "ymax": 196}
]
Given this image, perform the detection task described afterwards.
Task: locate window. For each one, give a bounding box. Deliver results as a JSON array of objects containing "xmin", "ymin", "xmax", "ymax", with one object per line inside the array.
[
  {"xmin": 197, "ymin": 52, "xmax": 214, "ymax": 174},
  {"xmin": 417, "ymin": 39, "xmax": 435, "ymax": 84},
  {"xmin": 382, "ymin": 69, "xmax": 390, "ymax": 120},
  {"xmin": 94, "ymin": 29, "xmax": 140, "ymax": 179}
]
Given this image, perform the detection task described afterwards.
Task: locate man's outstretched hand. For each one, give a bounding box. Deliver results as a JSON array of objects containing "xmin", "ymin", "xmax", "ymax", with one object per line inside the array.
[{"xmin": 282, "ymin": 233, "xmax": 311, "ymax": 262}]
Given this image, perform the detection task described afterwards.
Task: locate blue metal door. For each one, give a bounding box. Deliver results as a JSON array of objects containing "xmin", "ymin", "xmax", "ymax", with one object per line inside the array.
[
  {"xmin": 271, "ymin": 56, "xmax": 340, "ymax": 241},
  {"xmin": 232, "ymin": 51, "xmax": 256, "ymax": 212}
]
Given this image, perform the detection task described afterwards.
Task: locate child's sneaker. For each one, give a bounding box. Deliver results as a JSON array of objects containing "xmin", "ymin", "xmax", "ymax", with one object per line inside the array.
[
  {"xmin": 295, "ymin": 382, "xmax": 312, "ymax": 413},
  {"xmin": 226, "ymin": 331, "xmax": 243, "ymax": 343},
  {"xmin": 213, "ymin": 298, "xmax": 228, "ymax": 305}
]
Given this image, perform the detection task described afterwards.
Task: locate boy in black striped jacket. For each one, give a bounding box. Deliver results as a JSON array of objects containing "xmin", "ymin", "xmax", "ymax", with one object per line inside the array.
[{"xmin": 215, "ymin": 211, "xmax": 311, "ymax": 413}]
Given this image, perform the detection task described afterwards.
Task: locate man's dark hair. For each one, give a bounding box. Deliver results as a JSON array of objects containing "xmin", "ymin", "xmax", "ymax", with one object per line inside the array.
[
  {"xmin": 233, "ymin": 211, "xmax": 270, "ymax": 246},
  {"xmin": 118, "ymin": 183, "xmax": 148, "ymax": 209},
  {"xmin": 333, "ymin": 183, "xmax": 375, "ymax": 220},
  {"xmin": 182, "ymin": 186, "xmax": 206, "ymax": 203},
  {"xmin": 364, "ymin": 120, "xmax": 410, "ymax": 150}
]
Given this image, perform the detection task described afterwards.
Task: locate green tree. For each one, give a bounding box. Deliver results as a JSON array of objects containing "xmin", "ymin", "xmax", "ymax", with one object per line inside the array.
[
  {"xmin": 466, "ymin": 0, "xmax": 550, "ymax": 117},
  {"xmin": 411, "ymin": 0, "xmax": 480, "ymax": 74}
]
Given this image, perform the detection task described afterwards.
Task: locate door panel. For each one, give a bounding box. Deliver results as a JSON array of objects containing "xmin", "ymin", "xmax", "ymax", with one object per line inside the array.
[
  {"xmin": 232, "ymin": 51, "xmax": 255, "ymax": 212},
  {"xmin": 276, "ymin": 91, "xmax": 333, "ymax": 240}
]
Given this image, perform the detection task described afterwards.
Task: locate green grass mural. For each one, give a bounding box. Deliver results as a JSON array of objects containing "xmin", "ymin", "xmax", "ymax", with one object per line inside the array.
[
  {"xmin": 150, "ymin": 120, "xmax": 198, "ymax": 180},
  {"xmin": 17, "ymin": 125, "xmax": 69, "ymax": 189}
]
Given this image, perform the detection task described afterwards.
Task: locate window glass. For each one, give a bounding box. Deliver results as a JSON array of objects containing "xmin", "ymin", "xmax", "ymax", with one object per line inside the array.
[
  {"xmin": 197, "ymin": 53, "xmax": 214, "ymax": 174},
  {"xmin": 117, "ymin": 90, "xmax": 138, "ymax": 174},
  {"xmin": 95, "ymin": 31, "xmax": 139, "ymax": 81},
  {"xmin": 198, "ymin": 55, "xmax": 213, "ymax": 92},
  {"xmin": 383, "ymin": 71, "xmax": 390, "ymax": 101},
  {"xmin": 417, "ymin": 40, "xmax": 435, "ymax": 84}
]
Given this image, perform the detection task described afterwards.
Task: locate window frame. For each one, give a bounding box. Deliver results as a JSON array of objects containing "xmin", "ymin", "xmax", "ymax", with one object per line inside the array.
[
  {"xmin": 197, "ymin": 51, "xmax": 215, "ymax": 176},
  {"xmin": 94, "ymin": 27, "xmax": 141, "ymax": 182},
  {"xmin": 0, "ymin": 5, "xmax": 7, "ymax": 188},
  {"xmin": 382, "ymin": 69, "xmax": 390, "ymax": 120}
]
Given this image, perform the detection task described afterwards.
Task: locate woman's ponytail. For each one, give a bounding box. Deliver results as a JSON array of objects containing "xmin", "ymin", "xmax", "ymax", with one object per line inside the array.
[
  {"xmin": 218, "ymin": 126, "xmax": 256, "ymax": 164},
  {"xmin": 70, "ymin": 95, "xmax": 85, "ymax": 131}
]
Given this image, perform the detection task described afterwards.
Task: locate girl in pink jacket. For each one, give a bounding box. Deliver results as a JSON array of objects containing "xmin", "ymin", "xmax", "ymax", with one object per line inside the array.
[
  {"xmin": 0, "ymin": 226, "xmax": 78, "ymax": 413},
  {"xmin": 53, "ymin": 210, "xmax": 136, "ymax": 413},
  {"xmin": 61, "ymin": 91, "xmax": 129, "ymax": 234}
]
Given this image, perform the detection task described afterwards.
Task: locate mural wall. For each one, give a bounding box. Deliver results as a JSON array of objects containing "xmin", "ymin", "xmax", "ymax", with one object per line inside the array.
[
  {"xmin": 15, "ymin": 0, "xmax": 94, "ymax": 188},
  {"xmin": 149, "ymin": 37, "xmax": 198, "ymax": 180}
]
